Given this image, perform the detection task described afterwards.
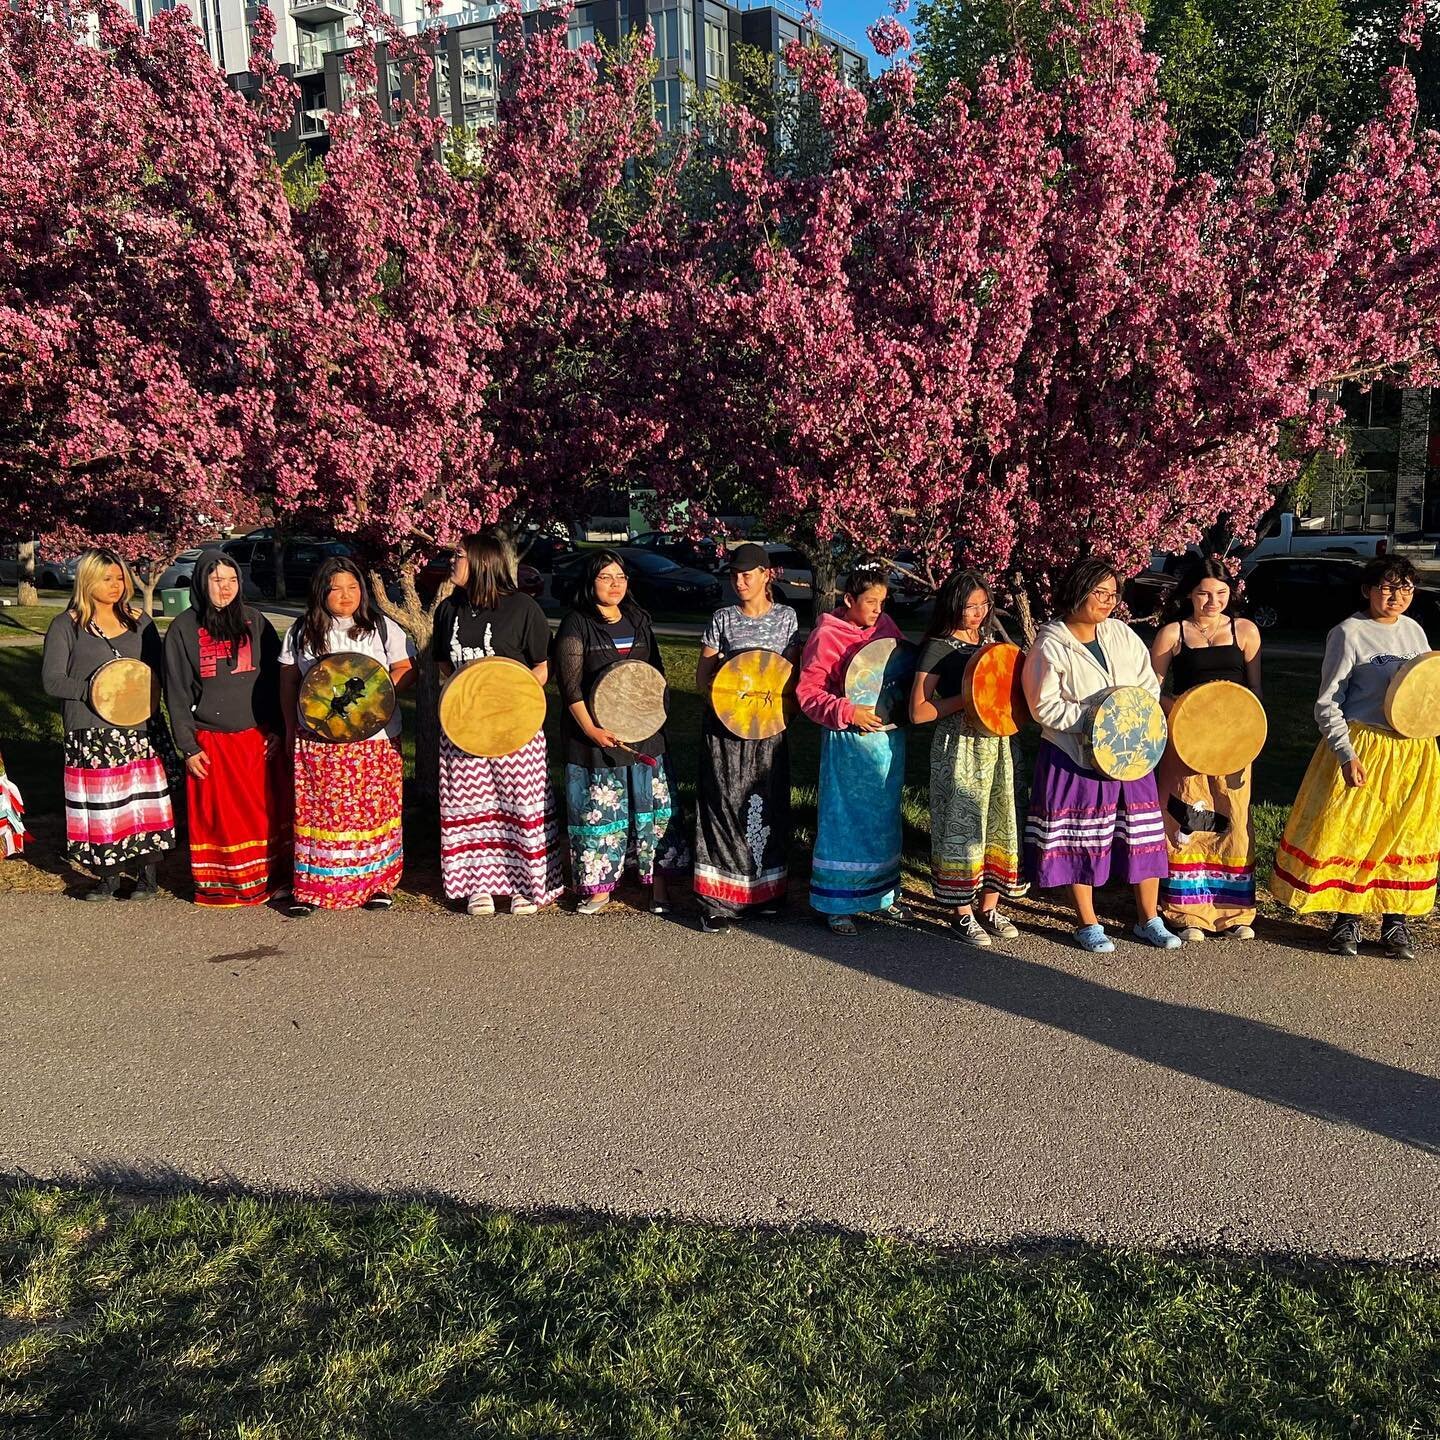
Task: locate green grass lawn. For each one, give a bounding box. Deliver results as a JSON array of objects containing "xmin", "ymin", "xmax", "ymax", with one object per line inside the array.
[
  {"xmin": 0, "ymin": 637, "xmax": 1324, "ymax": 897},
  {"xmin": 3, "ymin": 1183, "xmax": 1438, "ymax": 1439}
]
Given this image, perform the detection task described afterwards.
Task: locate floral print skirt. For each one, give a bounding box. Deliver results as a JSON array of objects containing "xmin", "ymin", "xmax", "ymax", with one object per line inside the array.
[
  {"xmin": 693, "ymin": 715, "xmax": 790, "ymax": 918},
  {"xmin": 564, "ymin": 757, "xmax": 691, "ymax": 898}
]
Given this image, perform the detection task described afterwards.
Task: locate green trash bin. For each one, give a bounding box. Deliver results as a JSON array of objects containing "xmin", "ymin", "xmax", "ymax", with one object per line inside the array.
[{"xmin": 161, "ymin": 587, "xmax": 191, "ymax": 616}]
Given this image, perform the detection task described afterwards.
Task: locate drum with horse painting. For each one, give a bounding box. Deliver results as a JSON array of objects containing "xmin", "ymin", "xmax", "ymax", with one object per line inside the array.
[
  {"xmin": 439, "ymin": 656, "xmax": 547, "ymax": 758},
  {"xmin": 297, "ymin": 653, "xmax": 396, "ymax": 743},
  {"xmin": 1085, "ymin": 685, "xmax": 1167, "ymax": 781},
  {"xmin": 710, "ymin": 649, "xmax": 794, "ymax": 741}
]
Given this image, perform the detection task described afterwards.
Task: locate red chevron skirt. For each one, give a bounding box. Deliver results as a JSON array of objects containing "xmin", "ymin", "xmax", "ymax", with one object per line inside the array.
[{"xmin": 439, "ymin": 732, "xmax": 563, "ymax": 905}]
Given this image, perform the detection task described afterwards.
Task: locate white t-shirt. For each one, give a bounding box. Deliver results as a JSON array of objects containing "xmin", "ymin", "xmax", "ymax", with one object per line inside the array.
[{"xmin": 280, "ymin": 617, "xmax": 415, "ymax": 740}]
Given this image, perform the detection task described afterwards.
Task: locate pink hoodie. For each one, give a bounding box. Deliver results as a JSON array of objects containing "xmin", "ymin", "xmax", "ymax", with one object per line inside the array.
[{"xmin": 796, "ymin": 609, "xmax": 906, "ymax": 731}]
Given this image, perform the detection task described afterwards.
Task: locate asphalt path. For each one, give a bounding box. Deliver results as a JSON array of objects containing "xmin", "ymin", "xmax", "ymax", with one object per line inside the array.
[{"xmin": 3, "ymin": 888, "xmax": 1436, "ymax": 1258}]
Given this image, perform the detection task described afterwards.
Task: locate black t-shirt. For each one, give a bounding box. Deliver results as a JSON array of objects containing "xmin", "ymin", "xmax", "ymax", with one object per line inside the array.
[
  {"xmin": 433, "ymin": 591, "xmax": 550, "ymax": 669},
  {"xmin": 916, "ymin": 635, "xmax": 978, "ymax": 701}
]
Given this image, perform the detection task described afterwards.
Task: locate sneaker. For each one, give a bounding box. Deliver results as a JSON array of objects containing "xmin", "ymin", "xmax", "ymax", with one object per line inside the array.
[
  {"xmin": 1327, "ymin": 916, "xmax": 1360, "ymax": 956},
  {"xmin": 1074, "ymin": 923, "xmax": 1114, "ymax": 953},
  {"xmin": 699, "ymin": 913, "xmax": 729, "ymax": 934},
  {"xmin": 1177, "ymin": 927, "xmax": 1207, "ymax": 943},
  {"xmin": 976, "ymin": 908, "xmax": 1018, "ymax": 940},
  {"xmin": 1132, "ymin": 917, "xmax": 1182, "ymax": 950},
  {"xmin": 1221, "ymin": 924, "xmax": 1255, "ymax": 941},
  {"xmin": 1380, "ymin": 914, "xmax": 1416, "ymax": 961},
  {"xmin": 509, "ymin": 897, "xmax": 538, "ymax": 916},
  {"xmin": 951, "ymin": 913, "xmax": 993, "ymax": 948},
  {"xmin": 577, "ymin": 895, "xmax": 610, "ymax": 916},
  {"xmin": 362, "ymin": 893, "xmax": 394, "ymax": 911},
  {"xmin": 466, "ymin": 894, "xmax": 495, "ymax": 917},
  {"xmin": 286, "ymin": 900, "xmax": 315, "ymax": 919}
]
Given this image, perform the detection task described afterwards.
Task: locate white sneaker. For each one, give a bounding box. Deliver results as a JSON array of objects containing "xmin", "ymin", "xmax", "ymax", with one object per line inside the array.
[
  {"xmin": 1177, "ymin": 926, "xmax": 1207, "ymax": 943},
  {"xmin": 577, "ymin": 895, "xmax": 609, "ymax": 916},
  {"xmin": 510, "ymin": 897, "xmax": 537, "ymax": 916},
  {"xmin": 1221, "ymin": 924, "xmax": 1255, "ymax": 940},
  {"xmin": 466, "ymin": 893, "xmax": 495, "ymax": 917}
]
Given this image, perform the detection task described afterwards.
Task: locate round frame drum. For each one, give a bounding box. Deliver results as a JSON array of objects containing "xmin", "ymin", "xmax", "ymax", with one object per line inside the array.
[
  {"xmin": 711, "ymin": 648, "xmax": 794, "ymax": 741},
  {"xmin": 1167, "ymin": 680, "xmax": 1267, "ymax": 775},
  {"xmin": 590, "ymin": 659, "xmax": 668, "ymax": 745},
  {"xmin": 844, "ymin": 637, "xmax": 917, "ymax": 730},
  {"xmin": 1086, "ymin": 685, "xmax": 1167, "ymax": 781},
  {"xmin": 439, "ymin": 657, "xmax": 547, "ymax": 758},
  {"xmin": 89, "ymin": 657, "xmax": 156, "ymax": 728},
  {"xmin": 960, "ymin": 642, "xmax": 1028, "ymax": 737},
  {"xmin": 1384, "ymin": 652, "xmax": 1440, "ymax": 739},
  {"xmin": 297, "ymin": 653, "xmax": 396, "ymax": 743}
]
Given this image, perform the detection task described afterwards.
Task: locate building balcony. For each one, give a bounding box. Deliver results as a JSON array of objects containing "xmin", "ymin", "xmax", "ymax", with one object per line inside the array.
[{"xmin": 290, "ymin": 0, "xmax": 355, "ymax": 24}]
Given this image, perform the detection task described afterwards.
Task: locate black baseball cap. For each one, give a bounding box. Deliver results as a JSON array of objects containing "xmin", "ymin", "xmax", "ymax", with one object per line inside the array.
[{"xmin": 728, "ymin": 542, "xmax": 770, "ymax": 572}]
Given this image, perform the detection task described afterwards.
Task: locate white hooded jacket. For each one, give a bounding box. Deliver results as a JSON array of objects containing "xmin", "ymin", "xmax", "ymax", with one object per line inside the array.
[{"xmin": 1021, "ymin": 617, "xmax": 1160, "ymax": 768}]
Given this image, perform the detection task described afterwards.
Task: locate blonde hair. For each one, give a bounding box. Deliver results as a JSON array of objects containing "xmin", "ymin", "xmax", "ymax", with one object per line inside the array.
[{"xmin": 68, "ymin": 549, "xmax": 138, "ymax": 631}]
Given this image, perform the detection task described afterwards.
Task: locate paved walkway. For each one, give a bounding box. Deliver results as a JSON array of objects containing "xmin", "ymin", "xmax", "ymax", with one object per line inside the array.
[{"xmin": 2, "ymin": 891, "xmax": 1435, "ymax": 1257}]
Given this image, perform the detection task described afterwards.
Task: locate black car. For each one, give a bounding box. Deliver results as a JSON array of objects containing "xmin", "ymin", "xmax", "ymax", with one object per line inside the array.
[
  {"xmin": 223, "ymin": 534, "xmax": 357, "ymax": 600},
  {"xmin": 551, "ymin": 547, "xmax": 722, "ymax": 611},
  {"xmin": 628, "ymin": 531, "xmax": 724, "ymax": 573},
  {"xmin": 1241, "ymin": 556, "xmax": 1440, "ymax": 639}
]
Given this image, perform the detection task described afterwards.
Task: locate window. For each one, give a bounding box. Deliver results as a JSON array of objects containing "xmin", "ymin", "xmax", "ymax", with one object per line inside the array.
[
  {"xmin": 652, "ymin": 7, "xmax": 679, "ymax": 61},
  {"xmin": 651, "ymin": 76, "xmax": 684, "ymax": 130},
  {"xmin": 681, "ymin": 1, "xmax": 693, "ymax": 64},
  {"xmin": 703, "ymin": 17, "xmax": 726, "ymax": 83},
  {"xmin": 568, "ymin": 18, "xmax": 595, "ymax": 47},
  {"xmin": 460, "ymin": 42, "xmax": 495, "ymax": 103},
  {"xmin": 436, "ymin": 50, "xmax": 452, "ymax": 114},
  {"xmin": 465, "ymin": 100, "xmax": 498, "ymax": 129}
]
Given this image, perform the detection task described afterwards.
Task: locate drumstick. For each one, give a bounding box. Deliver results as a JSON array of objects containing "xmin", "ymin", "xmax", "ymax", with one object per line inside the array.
[{"xmin": 612, "ymin": 741, "xmax": 657, "ymax": 767}]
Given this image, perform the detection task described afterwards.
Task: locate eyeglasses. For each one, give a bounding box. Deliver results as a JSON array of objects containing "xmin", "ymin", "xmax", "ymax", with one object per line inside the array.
[
  {"xmin": 1377, "ymin": 583, "xmax": 1415, "ymax": 596},
  {"xmin": 1089, "ymin": 588, "xmax": 1118, "ymax": 603},
  {"xmin": 597, "ymin": 571, "xmax": 627, "ymax": 584}
]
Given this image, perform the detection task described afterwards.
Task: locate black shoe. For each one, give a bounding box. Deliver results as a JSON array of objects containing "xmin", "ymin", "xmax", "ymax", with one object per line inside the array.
[
  {"xmin": 287, "ymin": 900, "xmax": 316, "ymax": 919},
  {"xmin": 130, "ymin": 864, "xmax": 159, "ymax": 901},
  {"xmin": 699, "ymin": 913, "xmax": 730, "ymax": 934},
  {"xmin": 1380, "ymin": 914, "xmax": 1416, "ymax": 961},
  {"xmin": 363, "ymin": 894, "xmax": 394, "ymax": 911},
  {"xmin": 1327, "ymin": 916, "xmax": 1360, "ymax": 957},
  {"xmin": 81, "ymin": 882, "xmax": 119, "ymax": 903}
]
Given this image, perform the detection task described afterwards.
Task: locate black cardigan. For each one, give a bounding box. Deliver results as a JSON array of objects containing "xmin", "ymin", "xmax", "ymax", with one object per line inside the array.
[{"xmin": 554, "ymin": 605, "xmax": 668, "ymax": 768}]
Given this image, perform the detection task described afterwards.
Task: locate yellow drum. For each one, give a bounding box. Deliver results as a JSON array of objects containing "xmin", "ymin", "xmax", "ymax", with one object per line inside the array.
[
  {"xmin": 1166, "ymin": 680, "xmax": 1267, "ymax": 775},
  {"xmin": 960, "ymin": 642, "xmax": 1029, "ymax": 737},
  {"xmin": 711, "ymin": 649, "xmax": 794, "ymax": 740},
  {"xmin": 439, "ymin": 657, "xmax": 547, "ymax": 758},
  {"xmin": 1383, "ymin": 652, "xmax": 1440, "ymax": 739},
  {"xmin": 89, "ymin": 658, "xmax": 157, "ymax": 728}
]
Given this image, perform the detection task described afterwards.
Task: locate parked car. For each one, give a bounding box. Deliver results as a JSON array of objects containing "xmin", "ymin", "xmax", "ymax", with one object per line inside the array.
[
  {"xmin": 414, "ymin": 551, "xmax": 544, "ymax": 603},
  {"xmin": 551, "ymin": 547, "xmax": 722, "ymax": 611},
  {"xmin": 147, "ymin": 546, "xmax": 224, "ymax": 595},
  {"xmin": 222, "ymin": 535, "xmax": 358, "ymax": 600},
  {"xmin": 628, "ymin": 531, "xmax": 724, "ymax": 573},
  {"xmin": 1241, "ymin": 556, "xmax": 1440, "ymax": 638},
  {"xmin": 1239, "ymin": 511, "xmax": 1389, "ymax": 574},
  {"xmin": 514, "ymin": 533, "xmax": 575, "ymax": 574}
]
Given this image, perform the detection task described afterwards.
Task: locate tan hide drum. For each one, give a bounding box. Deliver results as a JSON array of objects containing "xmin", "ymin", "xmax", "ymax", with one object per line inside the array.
[
  {"xmin": 710, "ymin": 648, "xmax": 794, "ymax": 741},
  {"xmin": 298, "ymin": 653, "xmax": 397, "ymax": 743},
  {"xmin": 590, "ymin": 659, "xmax": 668, "ymax": 745},
  {"xmin": 844, "ymin": 636, "xmax": 917, "ymax": 730},
  {"xmin": 1166, "ymin": 680, "xmax": 1267, "ymax": 775},
  {"xmin": 960, "ymin": 642, "xmax": 1028, "ymax": 737},
  {"xmin": 1384, "ymin": 651, "xmax": 1440, "ymax": 739},
  {"xmin": 1086, "ymin": 685, "xmax": 1168, "ymax": 782},
  {"xmin": 89, "ymin": 657, "xmax": 157, "ymax": 727},
  {"xmin": 439, "ymin": 656, "xmax": 547, "ymax": 758}
]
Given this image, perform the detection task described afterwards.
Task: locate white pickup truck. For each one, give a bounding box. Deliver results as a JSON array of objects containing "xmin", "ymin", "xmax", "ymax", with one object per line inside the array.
[{"xmin": 1237, "ymin": 512, "xmax": 1388, "ymax": 573}]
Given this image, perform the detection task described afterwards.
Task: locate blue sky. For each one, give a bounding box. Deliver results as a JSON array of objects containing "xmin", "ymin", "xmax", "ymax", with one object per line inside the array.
[{"xmin": 808, "ymin": 0, "xmax": 889, "ymax": 67}]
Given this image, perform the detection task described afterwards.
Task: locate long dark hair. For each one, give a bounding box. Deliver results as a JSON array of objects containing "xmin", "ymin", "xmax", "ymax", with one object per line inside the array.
[
  {"xmin": 457, "ymin": 530, "xmax": 517, "ymax": 611},
  {"xmin": 190, "ymin": 549, "xmax": 248, "ymax": 646},
  {"xmin": 573, "ymin": 548, "xmax": 647, "ymax": 625},
  {"xmin": 1158, "ymin": 557, "xmax": 1234, "ymax": 629},
  {"xmin": 299, "ymin": 557, "xmax": 379, "ymax": 661},
  {"xmin": 925, "ymin": 568, "xmax": 996, "ymax": 642},
  {"xmin": 1052, "ymin": 556, "xmax": 1119, "ymax": 620}
]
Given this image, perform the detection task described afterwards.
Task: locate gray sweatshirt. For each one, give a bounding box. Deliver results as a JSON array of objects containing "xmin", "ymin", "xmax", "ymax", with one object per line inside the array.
[
  {"xmin": 1315, "ymin": 613, "xmax": 1431, "ymax": 762},
  {"xmin": 42, "ymin": 611, "xmax": 165, "ymax": 734}
]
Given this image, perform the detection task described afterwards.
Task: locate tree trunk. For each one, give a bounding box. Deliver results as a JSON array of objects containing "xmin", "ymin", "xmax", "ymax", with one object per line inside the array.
[
  {"xmin": 1012, "ymin": 585, "xmax": 1039, "ymax": 648},
  {"xmin": 270, "ymin": 522, "xmax": 288, "ymax": 603},
  {"xmin": 808, "ymin": 547, "xmax": 840, "ymax": 623},
  {"xmin": 370, "ymin": 564, "xmax": 451, "ymax": 804},
  {"xmin": 138, "ymin": 575, "xmax": 159, "ymax": 617},
  {"xmin": 16, "ymin": 538, "xmax": 37, "ymax": 607}
]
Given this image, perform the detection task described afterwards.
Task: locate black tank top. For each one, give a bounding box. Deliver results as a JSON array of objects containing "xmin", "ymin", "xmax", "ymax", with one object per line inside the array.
[{"xmin": 1171, "ymin": 617, "xmax": 1246, "ymax": 695}]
